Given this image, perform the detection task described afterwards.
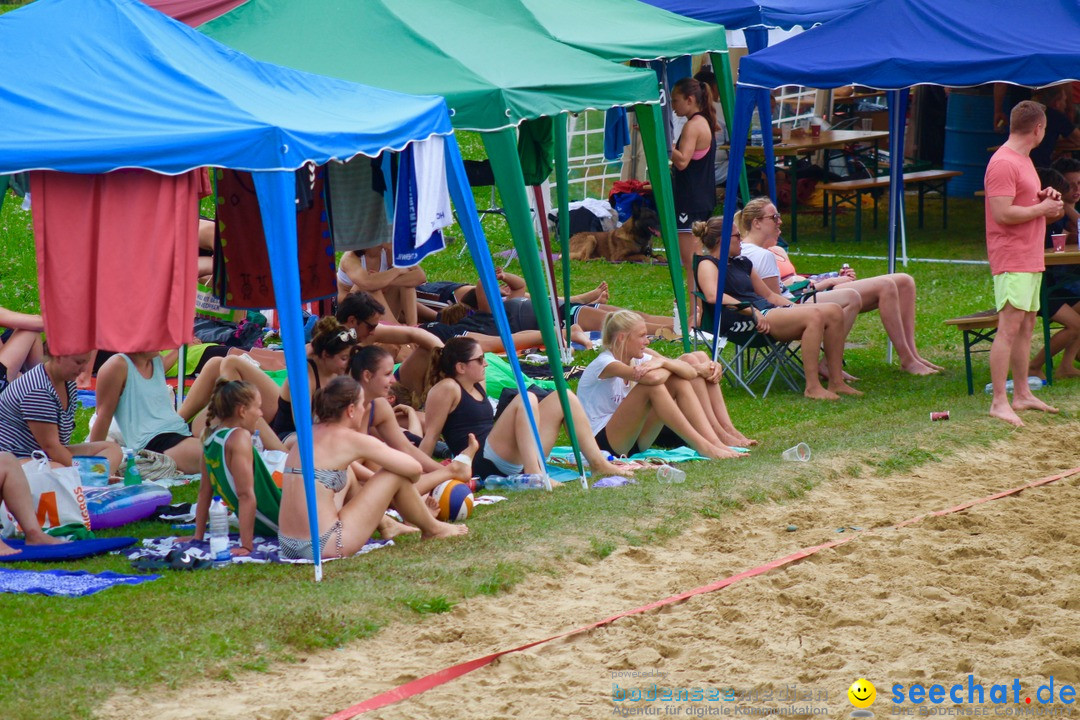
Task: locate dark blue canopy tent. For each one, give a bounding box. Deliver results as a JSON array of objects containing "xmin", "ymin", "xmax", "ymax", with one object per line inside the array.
[
  {"xmin": 0, "ymin": 0, "xmax": 546, "ymax": 578},
  {"xmin": 641, "ymin": 0, "xmax": 872, "ymax": 203},
  {"xmin": 640, "ymin": 0, "xmax": 873, "ymax": 33},
  {"xmin": 714, "ymin": 0, "xmax": 1080, "ymax": 360}
]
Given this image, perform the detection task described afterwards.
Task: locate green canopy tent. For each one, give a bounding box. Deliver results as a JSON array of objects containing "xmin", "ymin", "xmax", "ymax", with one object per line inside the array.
[
  {"xmin": 454, "ymin": 0, "xmax": 734, "ymax": 340},
  {"xmin": 198, "ymin": 0, "xmax": 673, "ymax": 481}
]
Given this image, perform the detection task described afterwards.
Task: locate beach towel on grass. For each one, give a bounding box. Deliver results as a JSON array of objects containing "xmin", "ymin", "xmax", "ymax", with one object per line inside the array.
[
  {"xmin": 547, "ymin": 445, "xmax": 708, "ymax": 465},
  {"xmin": 0, "ymin": 568, "xmax": 159, "ymax": 597},
  {"xmin": 129, "ymin": 534, "xmax": 393, "ymax": 565}
]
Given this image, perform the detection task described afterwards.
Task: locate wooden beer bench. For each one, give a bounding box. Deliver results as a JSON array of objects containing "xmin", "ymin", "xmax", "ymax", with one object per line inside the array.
[
  {"xmin": 945, "ymin": 310, "xmax": 999, "ymax": 395},
  {"xmin": 821, "ymin": 169, "xmax": 963, "ymax": 242}
]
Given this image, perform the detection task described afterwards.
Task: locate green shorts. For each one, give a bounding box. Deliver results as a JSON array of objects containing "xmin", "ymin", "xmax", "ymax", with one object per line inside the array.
[{"xmin": 993, "ymin": 272, "xmax": 1041, "ymax": 313}]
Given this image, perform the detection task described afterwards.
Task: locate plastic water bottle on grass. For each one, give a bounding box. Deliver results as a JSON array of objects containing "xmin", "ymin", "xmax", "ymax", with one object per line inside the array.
[
  {"xmin": 983, "ymin": 377, "xmax": 1044, "ymax": 394},
  {"xmin": 208, "ymin": 496, "xmax": 231, "ymax": 564},
  {"xmin": 481, "ymin": 474, "xmax": 546, "ymax": 491}
]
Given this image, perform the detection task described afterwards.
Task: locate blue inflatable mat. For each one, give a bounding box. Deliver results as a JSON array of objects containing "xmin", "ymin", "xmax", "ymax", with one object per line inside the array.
[{"xmin": 0, "ymin": 537, "xmax": 137, "ymax": 563}]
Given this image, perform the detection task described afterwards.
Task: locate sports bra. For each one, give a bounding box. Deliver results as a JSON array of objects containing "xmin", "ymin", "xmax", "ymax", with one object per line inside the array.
[{"xmin": 284, "ymin": 466, "xmax": 349, "ymax": 493}]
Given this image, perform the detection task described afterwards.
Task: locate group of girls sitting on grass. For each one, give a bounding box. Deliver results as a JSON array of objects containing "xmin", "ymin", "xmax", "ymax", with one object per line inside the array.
[{"xmin": 0, "ymin": 204, "xmax": 946, "ymax": 559}]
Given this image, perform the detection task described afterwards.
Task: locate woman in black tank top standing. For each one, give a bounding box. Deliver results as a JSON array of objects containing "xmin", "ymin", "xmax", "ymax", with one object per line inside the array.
[
  {"xmin": 419, "ymin": 337, "xmax": 628, "ymax": 480},
  {"xmin": 670, "ymin": 77, "xmax": 718, "ymax": 323}
]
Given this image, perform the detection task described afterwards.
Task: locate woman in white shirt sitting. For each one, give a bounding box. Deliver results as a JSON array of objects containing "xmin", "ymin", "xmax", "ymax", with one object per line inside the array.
[{"xmin": 577, "ymin": 311, "xmax": 752, "ymax": 460}]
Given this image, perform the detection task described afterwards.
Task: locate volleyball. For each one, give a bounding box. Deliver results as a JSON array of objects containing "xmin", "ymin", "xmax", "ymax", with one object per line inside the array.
[{"xmin": 432, "ymin": 480, "xmax": 474, "ymax": 522}]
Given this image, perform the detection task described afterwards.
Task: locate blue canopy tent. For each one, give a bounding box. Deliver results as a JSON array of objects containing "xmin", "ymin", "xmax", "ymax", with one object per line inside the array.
[
  {"xmin": 640, "ymin": 0, "xmax": 873, "ymax": 33},
  {"xmin": 0, "ymin": 0, "xmax": 544, "ymax": 579},
  {"xmin": 714, "ymin": 0, "xmax": 1080, "ymax": 362}
]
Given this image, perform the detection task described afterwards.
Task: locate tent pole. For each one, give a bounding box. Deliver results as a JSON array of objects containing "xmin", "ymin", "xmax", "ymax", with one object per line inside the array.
[
  {"xmin": 714, "ymin": 89, "xmax": 759, "ymax": 360},
  {"xmin": 710, "ymin": 50, "xmax": 749, "ymax": 204},
  {"xmin": 636, "ymin": 102, "xmax": 691, "ymax": 352},
  {"xmin": 532, "ymin": 184, "xmax": 568, "ymax": 362},
  {"xmin": 482, "ymin": 129, "xmax": 583, "ymax": 489},
  {"xmin": 251, "ymin": 170, "xmax": 322, "ymax": 582},
  {"xmin": 554, "ymin": 114, "xmax": 574, "ymax": 349}
]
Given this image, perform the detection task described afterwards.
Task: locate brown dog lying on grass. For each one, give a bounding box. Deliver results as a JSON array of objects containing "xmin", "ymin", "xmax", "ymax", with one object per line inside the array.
[{"xmin": 568, "ymin": 205, "xmax": 661, "ymax": 263}]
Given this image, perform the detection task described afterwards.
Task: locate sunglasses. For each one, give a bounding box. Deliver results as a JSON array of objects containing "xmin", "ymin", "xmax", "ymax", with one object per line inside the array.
[
  {"xmin": 766, "ymin": 214, "xmax": 782, "ymax": 223},
  {"xmin": 337, "ymin": 327, "xmax": 358, "ymax": 342},
  {"xmin": 361, "ymin": 319, "xmax": 379, "ymax": 332},
  {"xmin": 467, "ymin": 355, "xmax": 486, "ymax": 365}
]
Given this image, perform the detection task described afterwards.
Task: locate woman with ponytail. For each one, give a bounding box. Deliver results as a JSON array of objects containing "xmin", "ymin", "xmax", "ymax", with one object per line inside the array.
[
  {"xmin": 178, "ymin": 316, "xmax": 358, "ymax": 445},
  {"xmin": 189, "ymin": 379, "xmax": 281, "ymax": 556},
  {"xmin": 277, "ymin": 376, "xmax": 467, "ymax": 561},
  {"xmin": 671, "ymin": 76, "xmax": 719, "ymax": 320},
  {"xmin": 419, "ymin": 337, "xmax": 629, "ymax": 481},
  {"xmin": 692, "ymin": 215, "xmax": 860, "ymax": 400}
]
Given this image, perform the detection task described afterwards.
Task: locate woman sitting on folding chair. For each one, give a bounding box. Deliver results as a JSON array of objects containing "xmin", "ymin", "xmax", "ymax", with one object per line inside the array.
[
  {"xmin": 693, "ymin": 216, "xmax": 861, "ymax": 401},
  {"xmin": 577, "ymin": 311, "xmax": 753, "ymax": 460},
  {"xmin": 739, "ymin": 197, "xmax": 941, "ymax": 377}
]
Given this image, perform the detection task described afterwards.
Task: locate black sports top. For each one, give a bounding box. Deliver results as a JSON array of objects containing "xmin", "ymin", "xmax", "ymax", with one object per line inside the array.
[
  {"xmin": 442, "ymin": 382, "xmax": 493, "ymax": 455},
  {"xmin": 672, "ymin": 112, "xmax": 717, "ymax": 216},
  {"xmin": 270, "ymin": 358, "xmax": 321, "ymax": 437}
]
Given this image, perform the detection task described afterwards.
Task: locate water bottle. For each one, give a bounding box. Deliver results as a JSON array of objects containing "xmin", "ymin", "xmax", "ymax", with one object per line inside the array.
[
  {"xmin": 983, "ymin": 376, "xmax": 1045, "ymax": 394},
  {"xmin": 123, "ymin": 450, "xmax": 142, "ymax": 486},
  {"xmin": 749, "ymin": 109, "xmax": 763, "ymax": 147},
  {"xmin": 208, "ymin": 496, "xmax": 231, "ymax": 564},
  {"xmin": 480, "ymin": 474, "xmax": 546, "ymax": 491},
  {"xmin": 252, "ymin": 429, "xmax": 265, "ymax": 454},
  {"xmin": 672, "ymin": 300, "xmax": 680, "ymax": 334}
]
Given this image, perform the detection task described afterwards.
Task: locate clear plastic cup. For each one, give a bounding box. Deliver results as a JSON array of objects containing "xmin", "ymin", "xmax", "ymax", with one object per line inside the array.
[
  {"xmin": 781, "ymin": 443, "xmax": 811, "ymax": 462},
  {"xmin": 656, "ymin": 465, "xmax": 686, "ymax": 483}
]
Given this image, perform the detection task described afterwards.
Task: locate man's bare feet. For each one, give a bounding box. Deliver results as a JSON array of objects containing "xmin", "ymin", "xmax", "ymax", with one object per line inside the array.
[
  {"xmin": 990, "ymin": 400, "xmax": 1025, "ymax": 427},
  {"xmin": 916, "ymin": 356, "xmax": 945, "ymax": 371},
  {"xmin": 805, "ymin": 386, "xmax": 840, "ymax": 400},
  {"xmin": 901, "ymin": 361, "xmax": 939, "ymax": 376},
  {"xmin": 421, "ymin": 520, "xmax": 469, "ymax": 539},
  {"xmin": 378, "ymin": 514, "xmax": 420, "ymax": 540},
  {"xmin": 831, "ymin": 383, "xmax": 864, "ymax": 397},
  {"xmin": 1012, "ymin": 396, "xmax": 1059, "ymax": 414}
]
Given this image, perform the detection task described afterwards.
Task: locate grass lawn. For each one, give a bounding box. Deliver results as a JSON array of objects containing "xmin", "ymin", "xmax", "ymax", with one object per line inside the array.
[{"xmin": 2, "ymin": 176, "xmax": 1077, "ymax": 720}]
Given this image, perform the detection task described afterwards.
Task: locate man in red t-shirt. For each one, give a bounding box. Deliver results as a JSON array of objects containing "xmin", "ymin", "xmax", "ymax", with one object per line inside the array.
[{"xmin": 984, "ymin": 100, "xmax": 1064, "ymax": 427}]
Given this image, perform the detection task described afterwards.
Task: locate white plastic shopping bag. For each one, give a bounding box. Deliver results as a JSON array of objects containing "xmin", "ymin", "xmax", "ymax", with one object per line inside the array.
[{"xmin": 0, "ymin": 451, "xmax": 91, "ymax": 536}]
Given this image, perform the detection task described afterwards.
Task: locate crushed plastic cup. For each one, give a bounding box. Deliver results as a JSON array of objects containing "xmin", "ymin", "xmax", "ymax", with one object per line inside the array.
[
  {"xmin": 656, "ymin": 465, "xmax": 686, "ymax": 483},
  {"xmin": 781, "ymin": 443, "xmax": 811, "ymax": 462}
]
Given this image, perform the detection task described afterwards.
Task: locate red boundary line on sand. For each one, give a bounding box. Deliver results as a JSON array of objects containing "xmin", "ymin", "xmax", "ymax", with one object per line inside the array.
[{"xmin": 324, "ymin": 465, "xmax": 1080, "ymax": 720}]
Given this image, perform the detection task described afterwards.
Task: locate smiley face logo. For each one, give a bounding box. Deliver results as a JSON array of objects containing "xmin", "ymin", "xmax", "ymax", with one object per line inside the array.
[{"xmin": 848, "ymin": 678, "xmax": 876, "ymax": 708}]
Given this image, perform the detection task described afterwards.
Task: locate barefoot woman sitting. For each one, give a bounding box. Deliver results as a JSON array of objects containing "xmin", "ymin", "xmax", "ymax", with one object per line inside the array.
[{"xmin": 276, "ymin": 377, "xmax": 466, "ymax": 561}]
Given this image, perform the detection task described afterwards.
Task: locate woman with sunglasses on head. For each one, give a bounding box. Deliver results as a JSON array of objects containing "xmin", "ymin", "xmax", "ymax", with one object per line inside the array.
[
  {"xmin": 693, "ymin": 215, "xmax": 860, "ymax": 400},
  {"xmin": 740, "ymin": 197, "xmax": 940, "ymax": 377},
  {"xmin": 177, "ymin": 317, "xmax": 357, "ymax": 447},
  {"xmin": 419, "ymin": 337, "xmax": 630, "ymax": 481}
]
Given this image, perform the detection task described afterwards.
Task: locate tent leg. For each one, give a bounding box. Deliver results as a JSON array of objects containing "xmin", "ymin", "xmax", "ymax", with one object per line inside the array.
[
  {"xmin": 482, "ymin": 129, "xmax": 584, "ymax": 488},
  {"xmin": 252, "ymin": 171, "xmax": 322, "ymax": 582},
  {"xmin": 710, "ymin": 51, "xmax": 749, "ymax": 204},
  {"xmin": 636, "ymin": 102, "xmax": 690, "ymax": 352}
]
